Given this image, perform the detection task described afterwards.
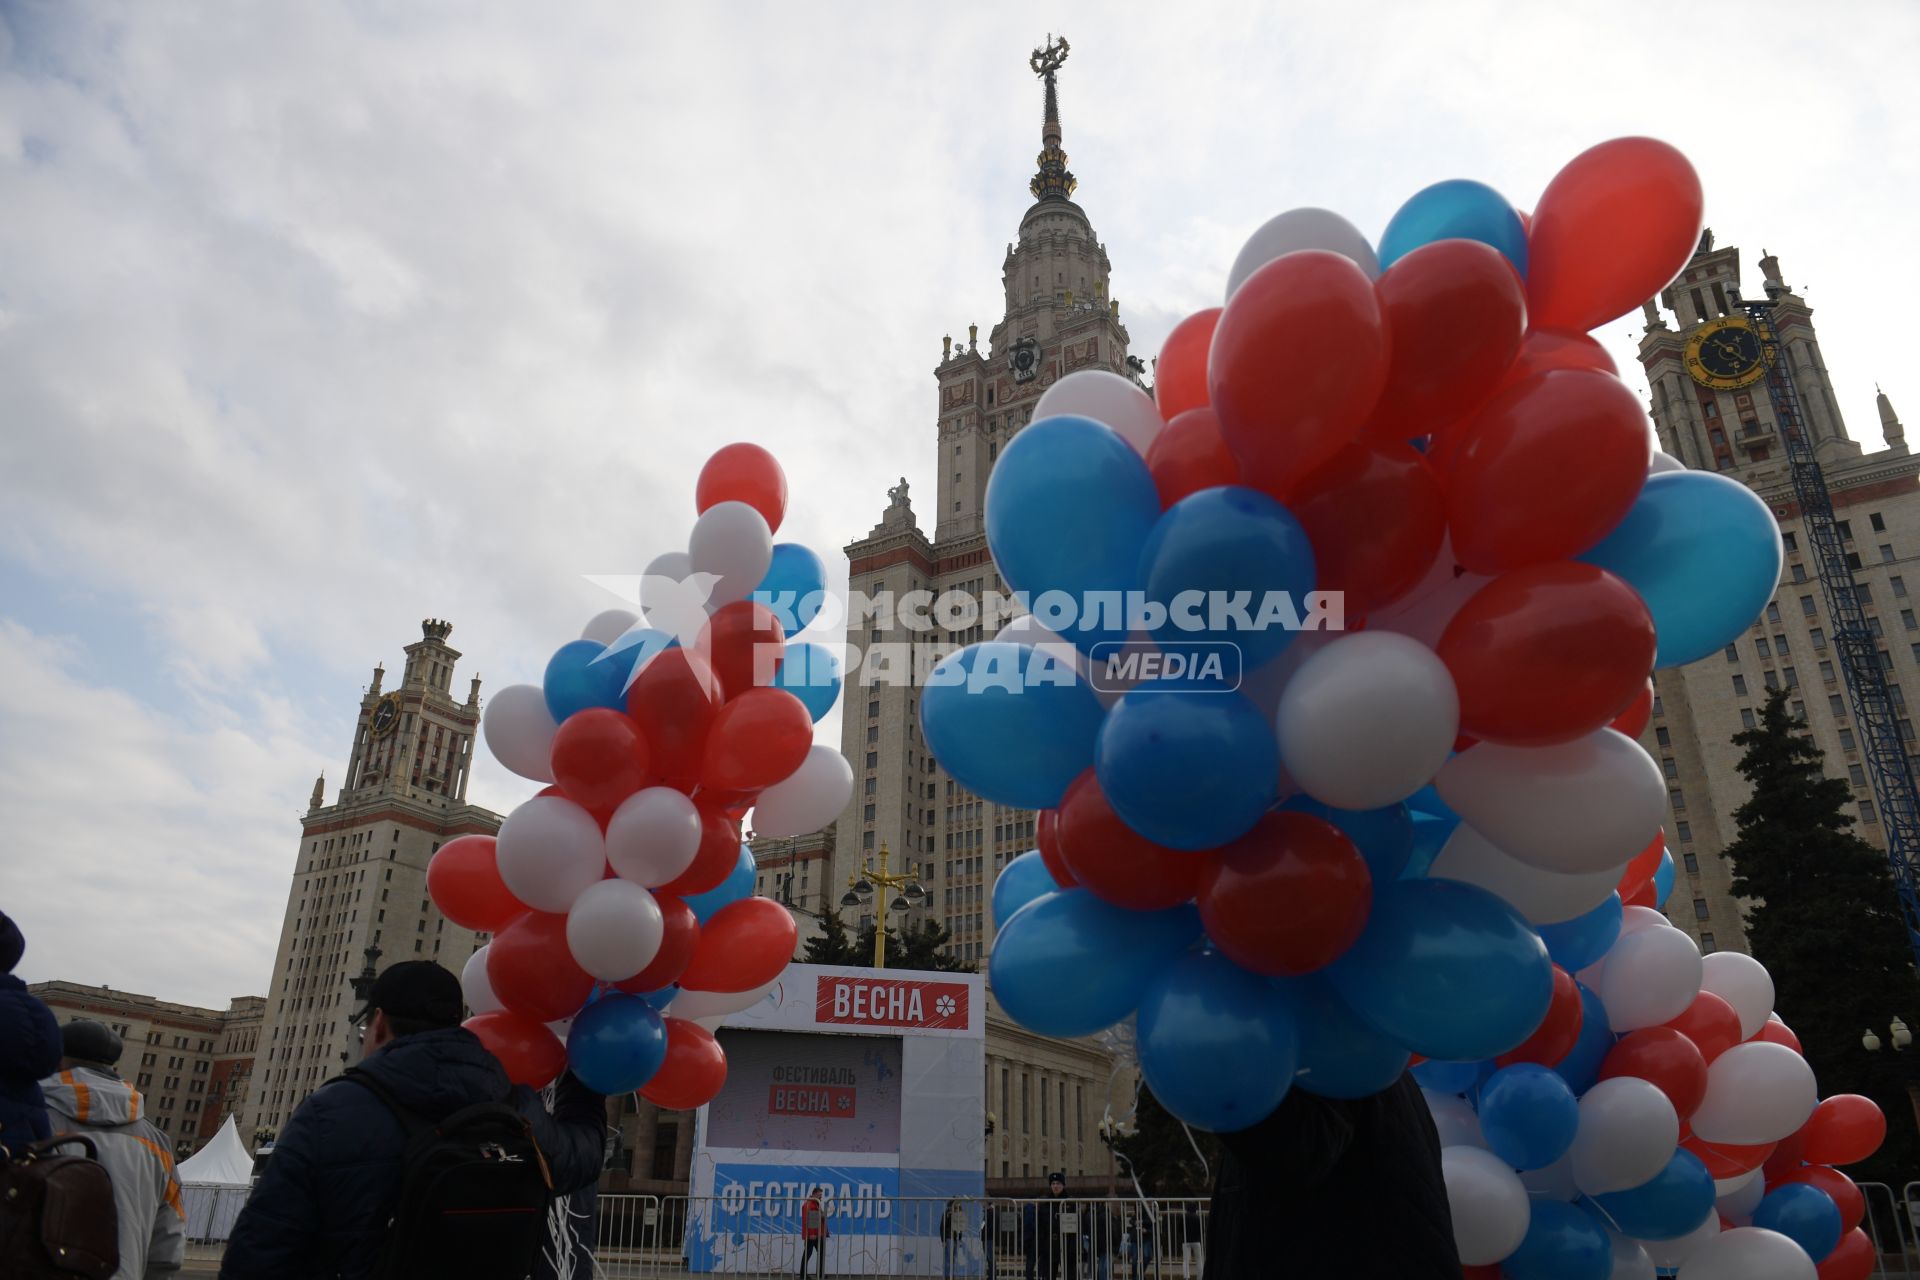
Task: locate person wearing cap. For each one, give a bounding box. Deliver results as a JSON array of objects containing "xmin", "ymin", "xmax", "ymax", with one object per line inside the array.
[
  {"xmin": 220, "ymin": 959, "xmax": 608, "ymax": 1279},
  {"xmin": 0, "ymin": 909, "xmax": 63, "ymax": 1155},
  {"xmin": 40, "ymin": 1017, "xmax": 187, "ymax": 1279}
]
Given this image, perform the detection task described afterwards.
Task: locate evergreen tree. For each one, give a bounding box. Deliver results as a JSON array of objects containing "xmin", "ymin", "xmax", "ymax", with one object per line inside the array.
[
  {"xmin": 800, "ymin": 909, "xmax": 973, "ymax": 972},
  {"xmin": 1111, "ymin": 1088, "xmax": 1219, "ymax": 1196},
  {"xmin": 802, "ymin": 908, "xmax": 858, "ymax": 966},
  {"xmin": 1722, "ymin": 688, "xmax": 1920, "ymax": 1181}
]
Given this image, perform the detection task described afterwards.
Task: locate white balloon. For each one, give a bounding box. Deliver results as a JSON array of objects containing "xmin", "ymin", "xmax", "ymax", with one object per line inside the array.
[
  {"xmin": 1226, "ymin": 207, "xmax": 1380, "ymax": 299},
  {"xmin": 1520, "ymin": 1152, "xmax": 1580, "ymax": 1202},
  {"xmin": 751, "ymin": 747, "xmax": 855, "ymax": 838},
  {"xmin": 1598, "ymin": 925, "xmax": 1703, "ymax": 1031},
  {"xmin": 689, "ymin": 501, "xmax": 773, "ymax": 608},
  {"xmin": 1605, "ymin": 1228, "xmax": 1657, "ymax": 1280},
  {"xmin": 642, "ymin": 550, "xmax": 709, "ymax": 642},
  {"xmin": 690, "ymin": 1013, "xmax": 727, "ymax": 1032},
  {"xmin": 1442, "ymin": 1146, "xmax": 1531, "ymax": 1266},
  {"xmin": 461, "ymin": 946, "xmax": 504, "ymax": 1015},
  {"xmin": 1676, "ymin": 1227, "xmax": 1816, "ymax": 1280},
  {"xmin": 482, "ymin": 684, "xmax": 558, "ymax": 783},
  {"xmin": 1699, "ymin": 952, "xmax": 1775, "ymax": 1041},
  {"xmin": 582, "ymin": 608, "xmax": 641, "ymax": 645},
  {"xmin": 566, "ymin": 878, "xmax": 666, "ymax": 981},
  {"xmin": 1572, "ymin": 1077, "xmax": 1680, "ymax": 1196},
  {"xmin": 1276, "ymin": 632, "xmax": 1458, "ymax": 809},
  {"xmin": 674, "ymin": 976, "xmax": 781, "ymax": 1016},
  {"xmin": 1649, "ymin": 451, "xmax": 1686, "ymax": 475},
  {"xmin": 1637, "ymin": 1212, "xmax": 1719, "ymax": 1272},
  {"xmin": 546, "ymin": 1017, "xmax": 574, "ymax": 1041},
  {"xmin": 1368, "ymin": 564, "xmax": 1497, "ymax": 651},
  {"xmin": 1689, "ymin": 1043, "xmax": 1818, "ymax": 1145},
  {"xmin": 1033, "ymin": 370, "xmax": 1165, "ymax": 456},
  {"xmin": 1620, "ymin": 905, "xmax": 1676, "ymax": 935},
  {"xmin": 995, "ymin": 616, "xmax": 1087, "ymax": 680},
  {"xmin": 606, "ymin": 787, "xmax": 703, "ymax": 887},
  {"xmin": 1422, "ymin": 1090, "xmax": 1485, "ymax": 1150},
  {"xmin": 495, "ymin": 795, "xmax": 607, "ymax": 914},
  {"xmin": 1435, "ymin": 731, "xmax": 1668, "ymax": 875},
  {"xmin": 1714, "ymin": 1171, "xmax": 1765, "ymax": 1225},
  {"xmin": 1430, "ymin": 824, "xmax": 1624, "ymax": 924}
]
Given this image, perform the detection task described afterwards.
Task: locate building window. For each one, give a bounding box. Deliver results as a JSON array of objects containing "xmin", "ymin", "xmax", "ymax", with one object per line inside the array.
[
  {"xmin": 1771, "ymin": 602, "xmax": 1785, "ymax": 622},
  {"xmin": 1725, "ymin": 643, "xmax": 1739, "ymax": 662},
  {"xmin": 1862, "ymin": 800, "xmax": 1880, "ymax": 824},
  {"xmin": 1792, "ymin": 564, "xmax": 1808, "ymax": 582},
  {"xmin": 1656, "ymin": 727, "xmax": 1671, "ymax": 747},
  {"xmin": 1873, "ymin": 513, "xmax": 1887, "ymax": 532},
  {"xmin": 1784, "ymin": 666, "xmax": 1798, "ymax": 687},
  {"xmin": 1675, "ymin": 819, "xmax": 1692, "ymax": 842},
  {"xmin": 1683, "ymin": 852, "xmax": 1700, "ymax": 874},
  {"xmin": 1859, "ymin": 584, "xmax": 1874, "ymax": 605},
  {"xmin": 1732, "ymin": 675, "xmax": 1747, "ymax": 696},
  {"xmin": 1783, "ymin": 531, "xmax": 1798, "ymax": 550},
  {"xmin": 1662, "ymin": 757, "xmax": 1679, "ymax": 779},
  {"xmin": 1849, "ymin": 764, "xmax": 1867, "ymax": 786},
  {"xmin": 1812, "ymin": 627, "xmax": 1827, "ymax": 649},
  {"xmin": 1883, "ymin": 545, "xmax": 1898, "ymax": 563},
  {"xmin": 1841, "ymin": 728, "xmax": 1857, "ymax": 751},
  {"xmin": 1740, "ymin": 707, "xmax": 1756, "ymax": 729},
  {"xmin": 1840, "ymin": 520, "xmax": 1854, "ymax": 539},
  {"xmin": 1693, "ymin": 898, "xmax": 1710, "ymax": 921},
  {"xmin": 1831, "ymin": 694, "xmax": 1846, "ymax": 716},
  {"xmin": 1824, "ymin": 660, "xmax": 1839, "ymax": 681},
  {"xmin": 1670, "ymin": 789, "xmax": 1686, "ymax": 811},
  {"xmin": 1799, "ymin": 596, "xmax": 1816, "ymax": 617},
  {"xmin": 1754, "ymin": 638, "xmax": 1770, "ymax": 658},
  {"xmin": 1700, "ymin": 932, "xmax": 1717, "ymax": 954},
  {"xmin": 865, "ymin": 752, "xmax": 877, "ymax": 768},
  {"xmin": 863, "ymin": 831, "xmax": 875, "ymax": 850}
]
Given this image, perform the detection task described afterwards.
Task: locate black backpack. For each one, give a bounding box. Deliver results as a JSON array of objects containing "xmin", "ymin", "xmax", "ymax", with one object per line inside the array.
[{"xmin": 338, "ymin": 1068, "xmax": 554, "ymax": 1280}]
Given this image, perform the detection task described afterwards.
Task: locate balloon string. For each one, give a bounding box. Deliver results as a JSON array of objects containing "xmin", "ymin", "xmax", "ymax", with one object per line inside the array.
[{"xmin": 1180, "ymin": 1121, "xmax": 1211, "ymax": 1184}]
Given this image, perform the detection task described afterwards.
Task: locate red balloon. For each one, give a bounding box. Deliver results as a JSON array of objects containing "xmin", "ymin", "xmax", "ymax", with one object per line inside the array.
[
  {"xmin": 625, "ymin": 647, "xmax": 723, "ymax": 793},
  {"xmin": 1618, "ymin": 833, "xmax": 1667, "ymax": 898},
  {"xmin": 679, "ymin": 897, "xmax": 796, "ymax": 994},
  {"xmin": 1663, "ymin": 991, "xmax": 1744, "ymax": 1063},
  {"xmin": 1504, "ymin": 330, "xmax": 1619, "ymax": 382},
  {"xmin": 1208, "ymin": 251, "xmax": 1391, "ymax": 497},
  {"xmin": 614, "ymin": 895, "xmax": 701, "ymax": 994},
  {"xmin": 701, "ymin": 688, "xmax": 812, "ymax": 792},
  {"xmin": 1055, "ymin": 769, "xmax": 1206, "ymax": 911},
  {"xmin": 1498, "ymin": 965, "xmax": 1583, "ymax": 1068},
  {"xmin": 1527, "ymin": 137, "xmax": 1704, "ymax": 336},
  {"xmin": 1154, "ymin": 308, "xmax": 1221, "ymax": 421},
  {"xmin": 1289, "ymin": 440, "xmax": 1447, "ymax": 619},
  {"xmin": 1611, "ymin": 680, "xmax": 1655, "ymax": 740},
  {"xmin": 465, "ymin": 1010, "xmax": 567, "ymax": 1088},
  {"xmin": 1754, "ymin": 1018, "xmax": 1804, "ymax": 1054},
  {"xmin": 1681, "ymin": 1132, "xmax": 1775, "ymax": 1178},
  {"xmin": 550, "ymin": 708, "xmax": 650, "ymax": 816},
  {"xmin": 1621, "ymin": 880, "xmax": 1656, "ymax": 910},
  {"xmin": 657, "ymin": 804, "xmax": 744, "ymax": 898},
  {"xmin": 1816, "ymin": 1227, "xmax": 1875, "ymax": 1280},
  {"xmin": 1436, "ymin": 562, "xmax": 1656, "ymax": 746},
  {"xmin": 1440, "ymin": 371, "xmax": 1650, "ymax": 574},
  {"xmin": 1035, "ymin": 808, "xmax": 1078, "ymax": 889},
  {"xmin": 696, "ymin": 442, "xmax": 788, "ymax": 534},
  {"xmin": 1367, "ymin": 239, "xmax": 1526, "ymax": 437},
  {"xmin": 698, "ymin": 601, "xmax": 787, "ymax": 703},
  {"xmin": 1600, "ymin": 1027, "xmax": 1709, "ymax": 1119},
  {"xmin": 1197, "ymin": 812, "xmax": 1372, "ymax": 977},
  {"xmin": 640, "ymin": 1018, "xmax": 729, "ymax": 1111},
  {"xmin": 487, "ymin": 911, "xmax": 595, "ymax": 1023},
  {"xmin": 427, "ymin": 835, "xmax": 526, "ymax": 932},
  {"xmin": 1780, "ymin": 1166, "xmax": 1866, "ymax": 1235},
  {"xmin": 1802, "ymin": 1096, "xmax": 1887, "ymax": 1167},
  {"xmin": 1146, "ymin": 407, "xmax": 1241, "ymax": 508},
  {"xmin": 1462, "ymin": 1267, "xmax": 1502, "ymax": 1280}
]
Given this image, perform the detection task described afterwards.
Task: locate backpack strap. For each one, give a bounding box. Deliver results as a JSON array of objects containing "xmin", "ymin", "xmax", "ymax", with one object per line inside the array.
[{"xmin": 332, "ymin": 1069, "xmax": 428, "ymax": 1140}]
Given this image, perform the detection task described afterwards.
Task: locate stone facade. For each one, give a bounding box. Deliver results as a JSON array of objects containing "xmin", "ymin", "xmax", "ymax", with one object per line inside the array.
[
  {"xmin": 247, "ymin": 620, "xmax": 501, "ymax": 1138},
  {"xmin": 31, "ymin": 982, "xmax": 261, "ymax": 1155},
  {"xmin": 1638, "ymin": 234, "xmax": 1916, "ymax": 954}
]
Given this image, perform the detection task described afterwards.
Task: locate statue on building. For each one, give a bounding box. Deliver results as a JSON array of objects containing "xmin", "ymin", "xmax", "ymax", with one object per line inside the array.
[{"xmin": 888, "ymin": 477, "xmax": 911, "ymax": 505}]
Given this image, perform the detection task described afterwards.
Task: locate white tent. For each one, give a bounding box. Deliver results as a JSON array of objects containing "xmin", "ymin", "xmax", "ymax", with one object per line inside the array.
[{"xmin": 178, "ymin": 1116, "xmax": 254, "ymax": 1241}]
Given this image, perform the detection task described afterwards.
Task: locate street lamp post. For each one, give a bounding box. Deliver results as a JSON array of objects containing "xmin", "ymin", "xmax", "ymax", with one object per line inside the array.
[
  {"xmin": 341, "ymin": 942, "xmax": 384, "ymax": 1065},
  {"xmin": 1861, "ymin": 1014, "xmax": 1920, "ymax": 1138},
  {"xmin": 839, "ymin": 844, "xmax": 926, "ymax": 969}
]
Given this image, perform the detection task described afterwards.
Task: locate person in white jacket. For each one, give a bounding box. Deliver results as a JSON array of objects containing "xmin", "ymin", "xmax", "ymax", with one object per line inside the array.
[{"xmin": 42, "ymin": 1019, "xmax": 185, "ymax": 1280}]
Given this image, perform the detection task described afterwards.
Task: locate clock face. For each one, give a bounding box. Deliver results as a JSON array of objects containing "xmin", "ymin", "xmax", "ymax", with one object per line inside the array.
[
  {"xmin": 1009, "ymin": 339, "xmax": 1040, "ymax": 383},
  {"xmin": 1685, "ymin": 317, "xmax": 1769, "ymax": 390},
  {"xmin": 370, "ymin": 695, "xmax": 401, "ymax": 738}
]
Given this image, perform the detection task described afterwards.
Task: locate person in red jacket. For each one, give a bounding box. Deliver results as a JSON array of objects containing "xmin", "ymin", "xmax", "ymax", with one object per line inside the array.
[{"xmin": 798, "ymin": 1186, "xmax": 828, "ymax": 1277}]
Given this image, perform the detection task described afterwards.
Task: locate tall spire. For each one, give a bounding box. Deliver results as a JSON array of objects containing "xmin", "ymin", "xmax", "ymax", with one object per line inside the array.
[
  {"xmin": 1880, "ymin": 385, "xmax": 1905, "ymax": 450},
  {"xmin": 1028, "ymin": 35, "xmax": 1076, "ymax": 202}
]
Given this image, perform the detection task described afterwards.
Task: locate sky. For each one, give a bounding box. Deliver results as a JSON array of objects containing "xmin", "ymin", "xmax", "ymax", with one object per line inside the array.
[{"xmin": 2, "ymin": 0, "xmax": 1916, "ymax": 1008}]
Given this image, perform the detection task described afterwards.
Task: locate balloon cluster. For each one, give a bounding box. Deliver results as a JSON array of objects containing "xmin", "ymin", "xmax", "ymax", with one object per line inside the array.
[
  {"xmin": 426, "ymin": 444, "xmax": 850, "ymax": 1111},
  {"xmin": 925, "ymin": 138, "xmax": 1882, "ymax": 1280}
]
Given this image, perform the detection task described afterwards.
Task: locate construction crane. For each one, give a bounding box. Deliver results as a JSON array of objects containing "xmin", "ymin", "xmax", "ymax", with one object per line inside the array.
[{"xmin": 1747, "ymin": 299, "xmax": 1920, "ymax": 968}]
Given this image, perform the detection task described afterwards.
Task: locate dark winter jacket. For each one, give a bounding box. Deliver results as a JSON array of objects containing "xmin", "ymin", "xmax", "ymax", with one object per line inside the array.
[
  {"xmin": 1204, "ymin": 1072, "xmax": 1462, "ymax": 1280},
  {"xmin": 219, "ymin": 1028, "xmax": 606, "ymax": 1279},
  {"xmin": 0, "ymin": 973, "xmax": 61, "ymax": 1154}
]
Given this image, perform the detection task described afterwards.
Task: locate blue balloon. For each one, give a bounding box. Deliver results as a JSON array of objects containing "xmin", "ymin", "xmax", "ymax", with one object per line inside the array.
[
  {"xmin": 1404, "ymin": 785, "xmax": 1455, "ymax": 819},
  {"xmin": 1378, "ymin": 178, "xmax": 1530, "ymax": 276},
  {"xmin": 1137, "ymin": 486, "xmax": 1317, "ymax": 671},
  {"xmin": 1138, "ymin": 949, "xmax": 1299, "ymax": 1132},
  {"xmin": 1280, "ymin": 796, "xmax": 1413, "ymax": 883},
  {"xmin": 1591, "ymin": 1149, "xmax": 1716, "ymax": 1241},
  {"xmin": 1538, "ymin": 894, "xmax": 1624, "ymax": 973},
  {"xmin": 992, "ymin": 850, "xmax": 1062, "ymax": 929},
  {"xmin": 772, "ymin": 642, "xmax": 842, "ymax": 722},
  {"xmin": 984, "ymin": 416, "xmax": 1162, "ymax": 653},
  {"xmin": 1280, "ymin": 973, "xmax": 1411, "ymax": 1100},
  {"xmin": 988, "ymin": 891, "xmax": 1202, "ymax": 1038},
  {"xmin": 1753, "ymin": 1183, "xmax": 1843, "ymax": 1263},
  {"xmin": 544, "ymin": 639, "xmax": 632, "ymax": 722},
  {"xmin": 1477, "ymin": 1064, "xmax": 1580, "ymax": 1171},
  {"xmin": 1501, "ymin": 1201, "xmax": 1612, "ymax": 1280},
  {"xmin": 752, "ymin": 543, "xmax": 828, "ymax": 636},
  {"xmin": 1553, "ymin": 982, "xmax": 1613, "ymax": 1095},
  {"xmin": 1410, "ymin": 1058, "xmax": 1490, "ymax": 1096},
  {"xmin": 1579, "ymin": 471, "xmax": 1785, "ymax": 668},
  {"xmin": 1401, "ymin": 810, "xmax": 1459, "ymax": 881},
  {"xmin": 1095, "ymin": 683, "xmax": 1277, "ymax": 850},
  {"xmin": 922, "ymin": 642, "xmax": 1107, "ymax": 809},
  {"xmin": 1327, "ymin": 879, "xmax": 1553, "ymax": 1061},
  {"xmin": 566, "ymin": 993, "xmax": 669, "ymax": 1094},
  {"xmin": 1653, "ymin": 848, "xmax": 1677, "ymax": 911},
  {"xmin": 682, "ymin": 845, "xmax": 756, "ymax": 924},
  {"xmin": 640, "ymin": 985, "xmax": 680, "ymax": 1012}
]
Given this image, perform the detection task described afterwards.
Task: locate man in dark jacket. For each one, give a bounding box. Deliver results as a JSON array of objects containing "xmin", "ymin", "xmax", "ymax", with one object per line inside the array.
[
  {"xmin": 0, "ymin": 910, "xmax": 62, "ymax": 1155},
  {"xmin": 1204, "ymin": 1072, "xmax": 1461, "ymax": 1279},
  {"xmin": 220, "ymin": 961, "xmax": 606, "ymax": 1279}
]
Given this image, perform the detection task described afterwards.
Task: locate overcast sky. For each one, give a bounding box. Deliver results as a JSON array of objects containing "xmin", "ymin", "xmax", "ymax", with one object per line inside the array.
[{"xmin": 3, "ymin": 1, "xmax": 1916, "ymax": 1008}]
